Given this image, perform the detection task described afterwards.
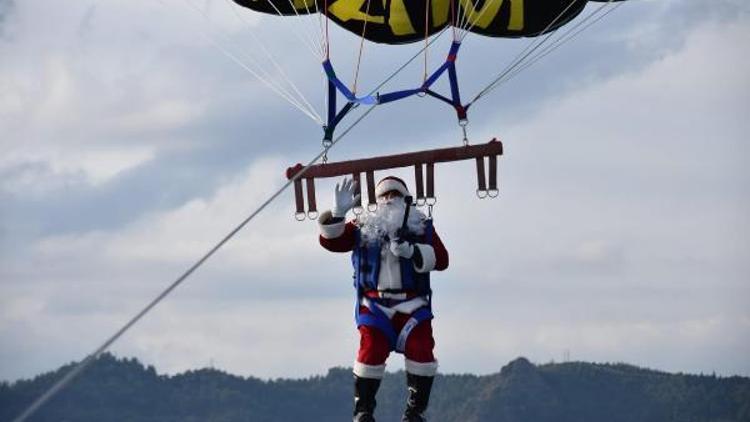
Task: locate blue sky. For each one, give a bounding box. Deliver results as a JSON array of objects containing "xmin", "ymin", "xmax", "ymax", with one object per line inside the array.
[{"xmin": 1, "ymin": 0, "xmax": 749, "ymax": 382}]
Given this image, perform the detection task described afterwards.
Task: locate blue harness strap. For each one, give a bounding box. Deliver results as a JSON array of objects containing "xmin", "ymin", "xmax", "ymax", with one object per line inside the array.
[
  {"xmin": 356, "ymin": 298, "xmax": 434, "ymax": 353},
  {"xmin": 395, "ymin": 306, "xmax": 433, "ymax": 353},
  {"xmin": 322, "ymin": 42, "xmax": 466, "ymax": 141},
  {"xmin": 352, "ymin": 221, "xmax": 436, "ymax": 353},
  {"xmin": 355, "ymin": 298, "xmax": 398, "ymax": 350}
]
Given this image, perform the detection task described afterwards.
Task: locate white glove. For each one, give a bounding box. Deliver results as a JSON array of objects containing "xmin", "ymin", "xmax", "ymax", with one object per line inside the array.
[
  {"xmin": 389, "ymin": 240, "xmax": 414, "ymax": 259},
  {"xmin": 332, "ymin": 177, "xmax": 360, "ymax": 218}
]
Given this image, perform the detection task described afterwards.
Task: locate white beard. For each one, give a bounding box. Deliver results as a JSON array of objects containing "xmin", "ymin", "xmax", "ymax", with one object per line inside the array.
[{"xmin": 357, "ymin": 197, "xmax": 426, "ymax": 245}]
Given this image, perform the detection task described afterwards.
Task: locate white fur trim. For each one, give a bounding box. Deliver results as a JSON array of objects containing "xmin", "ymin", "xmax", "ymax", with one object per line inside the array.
[
  {"xmin": 376, "ymin": 178, "xmax": 410, "ymax": 198},
  {"xmin": 318, "ymin": 210, "xmax": 346, "ymax": 239},
  {"xmin": 405, "ymin": 359, "xmax": 438, "ymax": 377},
  {"xmin": 353, "ymin": 361, "xmax": 386, "ymax": 379},
  {"xmin": 413, "ymin": 243, "xmax": 436, "ymax": 273}
]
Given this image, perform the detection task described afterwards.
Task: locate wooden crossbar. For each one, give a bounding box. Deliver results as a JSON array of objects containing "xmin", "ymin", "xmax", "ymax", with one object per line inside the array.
[{"xmin": 287, "ymin": 139, "xmax": 503, "ymax": 219}]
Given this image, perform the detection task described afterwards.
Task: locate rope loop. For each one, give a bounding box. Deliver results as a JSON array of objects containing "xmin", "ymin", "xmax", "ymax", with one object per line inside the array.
[
  {"xmin": 487, "ymin": 189, "xmax": 500, "ymax": 198},
  {"xmin": 476, "ymin": 189, "xmax": 488, "ymax": 199},
  {"xmin": 295, "ymin": 212, "xmax": 307, "ymax": 221},
  {"xmin": 307, "ymin": 211, "xmax": 319, "ymax": 220}
]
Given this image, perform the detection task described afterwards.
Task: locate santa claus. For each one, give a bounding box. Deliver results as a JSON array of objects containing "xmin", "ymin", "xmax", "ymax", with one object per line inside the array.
[{"xmin": 318, "ymin": 176, "xmax": 449, "ymax": 422}]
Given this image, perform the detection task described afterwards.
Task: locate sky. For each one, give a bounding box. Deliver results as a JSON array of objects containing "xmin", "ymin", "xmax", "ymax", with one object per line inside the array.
[{"xmin": 1, "ymin": 0, "xmax": 749, "ymax": 383}]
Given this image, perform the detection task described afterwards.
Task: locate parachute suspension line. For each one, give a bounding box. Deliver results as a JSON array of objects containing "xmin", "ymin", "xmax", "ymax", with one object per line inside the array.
[
  {"xmin": 180, "ymin": 0, "xmax": 319, "ymax": 119},
  {"xmin": 312, "ymin": 0, "xmax": 327, "ymax": 58},
  {"xmin": 10, "ymin": 99, "xmax": 380, "ymax": 422},
  {"xmin": 454, "ymin": 0, "xmax": 467, "ymax": 41},
  {"xmin": 279, "ymin": 0, "xmax": 327, "ymax": 58},
  {"xmin": 468, "ymin": 0, "xmax": 581, "ymax": 107},
  {"xmin": 456, "ymin": 0, "xmax": 481, "ymax": 38},
  {"xmin": 223, "ymin": 0, "xmax": 323, "ymax": 120},
  {"xmin": 422, "ymin": 0, "xmax": 431, "ymax": 84},
  {"xmin": 170, "ymin": 0, "xmax": 323, "ymax": 124},
  {"xmin": 471, "ymin": 0, "xmax": 621, "ymax": 103},
  {"xmin": 324, "ymin": 0, "xmax": 331, "ymax": 58},
  {"xmin": 450, "ymin": 0, "xmax": 458, "ymax": 43},
  {"xmin": 352, "ymin": 0, "xmax": 374, "ymax": 95},
  {"xmin": 501, "ymin": 0, "xmax": 623, "ymax": 85},
  {"xmin": 253, "ymin": 0, "xmax": 323, "ymax": 57},
  {"xmin": 458, "ymin": 0, "xmax": 513, "ymax": 43},
  {"xmin": 299, "ymin": 0, "xmax": 325, "ymax": 57},
  {"xmin": 375, "ymin": 26, "xmax": 449, "ymax": 94}
]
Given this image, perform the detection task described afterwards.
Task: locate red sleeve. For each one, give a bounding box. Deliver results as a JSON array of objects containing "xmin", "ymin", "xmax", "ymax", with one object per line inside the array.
[
  {"xmin": 319, "ymin": 221, "xmax": 358, "ymax": 253},
  {"xmin": 431, "ymin": 229, "xmax": 449, "ymax": 271}
]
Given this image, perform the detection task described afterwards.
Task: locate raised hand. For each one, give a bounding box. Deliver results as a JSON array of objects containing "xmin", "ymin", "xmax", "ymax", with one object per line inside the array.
[{"xmin": 332, "ymin": 177, "xmax": 361, "ymax": 218}]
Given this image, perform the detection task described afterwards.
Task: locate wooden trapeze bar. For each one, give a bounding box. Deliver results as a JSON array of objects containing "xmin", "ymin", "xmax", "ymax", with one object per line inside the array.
[{"xmin": 286, "ymin": 138, "xmax": 503, "ymax": 220}]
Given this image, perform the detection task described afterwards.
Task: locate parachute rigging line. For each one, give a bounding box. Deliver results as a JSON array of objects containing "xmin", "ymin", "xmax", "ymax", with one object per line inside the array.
[
  {"xmin": 499, "ymin": 0, "xmax": 625, "ymax": 87},
  {"xmin": 172, "ymin": 0, "xmax": 324, "ymax": 123},
  {"xmin": 222, "ymin": 0, "xmax": 324, "ymax": 119},
  {"xmin": 10, "ymin": 102, "xmax": 381, "ymax": 422},
  {"xmin": 468, "ymin": 0, "xmax": 583, "ymax": 106},
  {"xmin": 352, "ymin": 0, "xmax": 374, "ymax": 95},
  {"xmin": 456, "ymin": 0, "xmax": 510, "ymax": 42},
  {"xmin": 226, "ymin": 0, "xmax": 324, "ymax": 59},
  {"xmin": 470, "ymin": 0, "xmax": 621, "ymax": 106}
]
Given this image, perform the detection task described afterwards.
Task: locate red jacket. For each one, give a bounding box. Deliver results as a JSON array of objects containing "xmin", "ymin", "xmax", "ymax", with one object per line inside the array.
[{"xmin": 318, "ymin": 213, "xmax": 449, "ymax": 272}]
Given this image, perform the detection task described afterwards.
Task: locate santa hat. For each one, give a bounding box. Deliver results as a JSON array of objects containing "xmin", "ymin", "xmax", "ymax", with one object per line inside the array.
[{"xmin": 376, "ymin": 176, "xmax": 410, "ymax": 198}]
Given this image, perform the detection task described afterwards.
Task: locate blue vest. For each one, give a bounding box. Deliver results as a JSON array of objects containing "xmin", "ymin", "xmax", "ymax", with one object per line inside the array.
[{"xmin": 351, "ymin": 219, "xmax": 435, "ymax": 353}]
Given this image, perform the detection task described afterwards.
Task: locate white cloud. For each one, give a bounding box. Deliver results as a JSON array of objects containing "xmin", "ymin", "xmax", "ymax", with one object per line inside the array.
[{"xmin": 1, "ymin": 2, "xmax": 749, "ymax": 383}]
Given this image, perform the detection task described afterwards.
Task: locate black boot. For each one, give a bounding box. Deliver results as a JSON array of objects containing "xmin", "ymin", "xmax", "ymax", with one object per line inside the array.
[
  {"xmin": 402, "ymin": 373, "xmax": 434, "ymax": 421},
  {"xmin": 353, "ymin": 375, "xmax": 381, "ymax": 422}
]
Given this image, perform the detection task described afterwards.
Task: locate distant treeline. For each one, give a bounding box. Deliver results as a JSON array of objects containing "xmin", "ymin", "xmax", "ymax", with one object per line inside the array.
[{"xmin": 1, "ymin": 353, "xmax": 749, "ymax": 421}]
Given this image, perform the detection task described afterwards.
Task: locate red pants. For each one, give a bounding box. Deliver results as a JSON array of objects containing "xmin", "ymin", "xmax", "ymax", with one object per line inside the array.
[{"xmin": 356, "ymin": 306, "xmax": 436, "ymax": 365}]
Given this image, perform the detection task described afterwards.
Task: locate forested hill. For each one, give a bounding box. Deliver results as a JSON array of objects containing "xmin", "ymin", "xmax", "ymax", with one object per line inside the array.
[{"xmin": 2, "ymin": 354, "xmax": 749, "ymax": 422}]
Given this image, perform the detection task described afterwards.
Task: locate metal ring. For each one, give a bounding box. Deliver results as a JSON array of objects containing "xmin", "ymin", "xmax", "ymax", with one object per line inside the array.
[
  {"xmin": 294, "ymin": 212, "xmax": 307, "ymax": 221},
  {"xmin": 416, "ymin": 90, "xmax": 427, "ymax": 98},
  {"xmin": 416, "ymin": 197, "xmax": 426, "ymax": 206},
  {"xmin": 487, "ymin": 189, "xmax": 499, "ymax": 198},
  {"xmin": 367, "ymin": 203, "xmax": 378, "ymax": 213},
  {"xmin": 322, "ymin": 139, "xmax": 333, "ymax": 148},
  {"xmin": 476, "ymin": 189, "xmax": 488, "ymax": 199},
  {"xmin": 352, "ymin": 206, "xmax": 363, "ymax": 216},
  {"xmin": 307, "ymin": 211, "xmax": 319, "ymax": 220},
  {"xmin": 458, "ymin": 118, "xmax": 469, "ymax": 127},
  {"xmin": 425, "ymin": 197, "xmax": 437, "ymax": 206}
]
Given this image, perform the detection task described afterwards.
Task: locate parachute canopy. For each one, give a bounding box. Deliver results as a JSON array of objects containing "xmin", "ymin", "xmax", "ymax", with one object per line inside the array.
[{"xmin": 233, "ymin": 0, "xmax": 623, "ymax": 44}]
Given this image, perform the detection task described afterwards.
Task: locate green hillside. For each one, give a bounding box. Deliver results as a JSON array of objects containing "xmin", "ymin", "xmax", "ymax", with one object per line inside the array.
[{"xmin": 2, "ymin": 354, "xmax": 748, "ymax": 421}]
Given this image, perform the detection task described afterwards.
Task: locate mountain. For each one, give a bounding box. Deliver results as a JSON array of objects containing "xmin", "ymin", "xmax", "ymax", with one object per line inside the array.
[{"xmin": 2, "ymin": 354, "xmax": 749, "ymax": 421}]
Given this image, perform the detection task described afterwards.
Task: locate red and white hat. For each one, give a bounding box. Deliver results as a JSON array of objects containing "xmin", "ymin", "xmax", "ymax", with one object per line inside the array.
[{"xmin": 376, "ymin": 176, "xmax": 410, "ymax": 198}]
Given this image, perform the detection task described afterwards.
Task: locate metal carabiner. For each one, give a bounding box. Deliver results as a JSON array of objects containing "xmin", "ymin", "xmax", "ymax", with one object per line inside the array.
[
  {"xmin": 321, "ymin": 138, "xmax": 333, "ymax": 163},
  {"xmin": 458, "ymin": 118, "xmax": 469, "ymax": 146}
]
